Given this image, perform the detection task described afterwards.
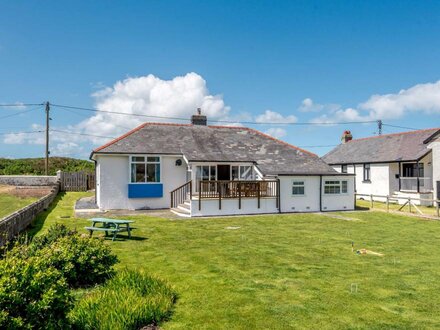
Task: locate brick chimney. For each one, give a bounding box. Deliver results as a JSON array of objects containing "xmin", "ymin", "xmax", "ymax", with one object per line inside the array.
[
  {"xmin": 341, "ymin": 130, "xmax": 353, "ymax": 143},
  {"xmin": 191, "ymin": 108, "xmax": 207, "ymax": 126}
]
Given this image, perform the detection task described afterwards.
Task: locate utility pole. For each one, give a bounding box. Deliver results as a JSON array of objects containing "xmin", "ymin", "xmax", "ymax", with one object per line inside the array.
[
  {"xmin": 45, "ymin": 101, "xmax": 50, "ymax": 175},
  {"xmin": 377, "ymin": 119, "xmax": 382, "ymax": 136}
]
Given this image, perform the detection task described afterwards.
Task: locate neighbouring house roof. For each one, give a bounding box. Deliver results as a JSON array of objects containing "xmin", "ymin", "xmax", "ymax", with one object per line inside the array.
[
  {"xmin": 91, "ymin": 123, "xmax": 340, "ymax": 176},
  {"xmin": 322, "ymin": 128, "xmax": 440, "ymax": 165}
]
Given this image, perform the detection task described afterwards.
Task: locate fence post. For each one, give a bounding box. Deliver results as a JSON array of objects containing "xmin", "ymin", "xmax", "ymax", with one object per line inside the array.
[
  {"xmin": 238, "ymin": 182, "xmax": 242, "ymax": 209},
  {"xmin": 408, "ymin": 197, "xmax": 412, "ymax": 213},
  {"xmin": 386, "ymin": 195, "xmax": 389, "ymax": 212},
  {"xmin": 370, "ymin": 194, "xmax": 373, "ymax": 208}
]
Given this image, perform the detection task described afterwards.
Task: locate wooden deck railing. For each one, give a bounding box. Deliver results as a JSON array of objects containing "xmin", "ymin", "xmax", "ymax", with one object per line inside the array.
[
  {"xmin": 170, "ymin": 180, "xmax": 192, "ymax": 208},
  {"xmin": 197, "ymin": 180, "xmax": 279, "ymax": 211}
]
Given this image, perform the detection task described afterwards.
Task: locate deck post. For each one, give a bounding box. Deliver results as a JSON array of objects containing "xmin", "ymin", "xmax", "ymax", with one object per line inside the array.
[
  {"xmin": 199, "ymin": 181, "xmax": 202, "ymax": 211},
  {"xmin": 238, "ymin": 182, "xmax": 241, "ymax": 209},
  {"xmin": 190, "ymin": 181, "xmax": 192, "ymax": 200},
  {"xmin": 416, "ymin": 161, "xmax": 420, "ymax": 193},
  {"xmin": 257, "ymin": 181, "xmax": 260, "ymax": 209},
  {"xmin": 218, "ymin": 182, "xmax": 222, "ymax": 210},
  {"xmin": 386, "ymin": 195, "xmax": 389, "ymax": 212}
]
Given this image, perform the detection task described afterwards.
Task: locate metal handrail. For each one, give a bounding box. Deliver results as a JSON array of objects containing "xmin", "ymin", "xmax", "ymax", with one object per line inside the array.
[{"xmin": 170, "ymin": 180, "xmax": 192, "ymax": 208}]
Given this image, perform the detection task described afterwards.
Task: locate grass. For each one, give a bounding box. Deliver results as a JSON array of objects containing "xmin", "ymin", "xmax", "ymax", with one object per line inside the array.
[
  {"xmin": 357, "ymin": 199, "xmax": 439, "ymax": 217},
  {"xmin": 0, "ymin": 193, "xmax": 38, "ymax": 218},
  {"xmin": 31, "ymin": 192, "xmax": 440, "ymax": 329}
]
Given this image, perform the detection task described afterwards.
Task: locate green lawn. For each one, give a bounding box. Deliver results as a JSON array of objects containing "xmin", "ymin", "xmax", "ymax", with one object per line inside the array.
[
  {"xmin": 31, "ymin": 192, "xmax": 440, "ymax": 329},
  {"xmin": 0, "ymin": 193, "xmax": 38, "ymax": 218}
]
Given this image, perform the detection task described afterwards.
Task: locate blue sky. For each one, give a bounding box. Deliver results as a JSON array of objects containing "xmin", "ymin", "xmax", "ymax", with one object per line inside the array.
[{"xmin": 1, "ymin": 1, "xmax": 440, "ymax": 159}]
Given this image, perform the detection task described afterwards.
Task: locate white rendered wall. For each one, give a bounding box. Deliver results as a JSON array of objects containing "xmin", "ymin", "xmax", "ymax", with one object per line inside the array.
[
  {"xmin": 96, "ymin": 154, "xmax": 187, "ymax": 210},
  {"xmin": 428, "ymin": 139, "xmax": 440, "ymax": 200},
  {"xmin": 321, "ymin": 175, "xmax": 355, "ymax": 211},
  {"xmin": 279, "ymin": 176, "xmax": 320, "ymax": 212},
  {"xmin": 191, "ymin": 197, "xmax": 278, "ymax": 217}
]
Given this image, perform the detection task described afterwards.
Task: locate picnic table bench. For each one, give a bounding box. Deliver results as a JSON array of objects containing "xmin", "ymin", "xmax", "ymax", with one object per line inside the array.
[{"xmin": 85, "ymin": 218, "xmax": 134, "ymax": 241}]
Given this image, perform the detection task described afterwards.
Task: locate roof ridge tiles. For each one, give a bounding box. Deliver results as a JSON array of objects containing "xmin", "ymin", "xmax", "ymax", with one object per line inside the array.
[{"xmin": 349, "ymin": 127, "xmax": 440, "ymax": 143}]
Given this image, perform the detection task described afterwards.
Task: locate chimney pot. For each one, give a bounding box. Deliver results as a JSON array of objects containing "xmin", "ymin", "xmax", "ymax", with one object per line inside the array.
[
  {"xmin": 191, "ymin": 108, "xmax": 207, "ymax": 126},
  {"xmin": 341, "ymin": 130, "xmax": 353, "ymax": 143}
]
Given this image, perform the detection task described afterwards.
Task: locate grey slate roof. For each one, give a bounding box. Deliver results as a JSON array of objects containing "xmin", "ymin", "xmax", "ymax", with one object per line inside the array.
[
  {"xmin": 92, "ymin": 123, "xmax": 339, "ymax": 176},
  {"xmin": 322, "ymin": 128, "xmax": 440, "ymax": 165}
]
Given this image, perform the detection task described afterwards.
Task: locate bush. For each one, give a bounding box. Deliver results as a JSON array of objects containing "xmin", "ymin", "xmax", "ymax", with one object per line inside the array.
[
  {"xmin": 70, "ymin": 270, "xmax": 176, "ymax": 330},
  {"xmin": 36, "ymin": 234, "xmax": 119, "ymax": 288},
  {"xmin": 0, "ymin": 254, "xmax": 73, "ymax": 329}
]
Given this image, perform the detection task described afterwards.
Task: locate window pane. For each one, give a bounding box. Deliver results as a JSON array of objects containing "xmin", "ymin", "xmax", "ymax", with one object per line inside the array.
[
  {"xmin": 147, "ymin": 156, "xmax": 160, "ymax": 163},
  {"xmin": 202, "ymin": 166, "xmax": 210, "ymax": 180},
  {"xmin": 293, "ymin": 181, "xmax": 304, "ymax": 186},
  {"xmin": 132, "ymin": 156, "xmax": 145, "ymax": 162},
  {"xmin": 147, "ymin": 163, "xmax": 160, "ymax": 182},
  {"xmin": 231, "ymin": 166, "xmax": 239, "ymax": 180},
  {"xmin": 240, "ymin": 166, "xmax": 253, "ymax": 180},
  {"xmin": 132, "ymin": 163, "xmax": 145, "ymax": 183},
  {"xmin": 342, "ymin": 181, "xmax": 348, "ymax": 193},
  {"xmin": 292, "ymin": 186, "xmax": 305, "ymax": 195},
  {"xmin": 210, "ymin": 166, "xmax": 216, "ymax": 181}
]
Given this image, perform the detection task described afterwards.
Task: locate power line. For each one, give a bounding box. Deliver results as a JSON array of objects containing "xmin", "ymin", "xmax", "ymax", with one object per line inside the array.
[
  {"xmin": 0, "ymin": 130, "xmax": 44, "ymax": 135},
  {"xmin": 0, "ymin": 108, "xmax": 38, "ymax": 120},
  {"xmin": 50, "ymin": 129, "xmax": 116, "ymax": 139},
  {"xmin": 0, "ymin": 103, "xmax": 44, "ymax": 107},
  {"xmin": 382, "ymin": 123, "xmax": 420, "ymax": 131},
  {"xmin": 297, "ymin": 144, "xmax": 338, "ymax": 148},
  {"xmin": 51, "ymin": 103, "xmax": 377, "ymax": 126}
]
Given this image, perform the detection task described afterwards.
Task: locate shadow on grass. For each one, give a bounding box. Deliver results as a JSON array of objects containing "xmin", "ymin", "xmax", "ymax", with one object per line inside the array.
[
  {"xmin": 27, "ymin": 192, "xmax": 66, "ymax": 238},
  {"xmin": 99, "ymin": 235, "xmax": 148, "ymax": 242},
  {"xmin": 355, "ymin": 205, "xmax": 370, "ymax": 211}
]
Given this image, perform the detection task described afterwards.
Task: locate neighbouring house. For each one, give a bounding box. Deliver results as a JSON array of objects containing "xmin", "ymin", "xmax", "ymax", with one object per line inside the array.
[
  {"xmin": 90, "ymin": 110, "xmax": 355, "ymax": 217},
  {"xmin": 322, "ymin": 128, "xmax": 440, "ymax": 206}
]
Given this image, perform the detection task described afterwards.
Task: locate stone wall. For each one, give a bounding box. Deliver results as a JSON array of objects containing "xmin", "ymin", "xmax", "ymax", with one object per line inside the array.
[
  {"xmin": 0, "ymin": 184, "xmax": 59, "ymax": 246},
  {"xmin": 0, "ymin": 175, "xmax": 58, "ymax": 186}
]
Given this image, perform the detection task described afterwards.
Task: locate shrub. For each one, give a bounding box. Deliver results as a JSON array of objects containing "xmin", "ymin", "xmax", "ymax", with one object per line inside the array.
[
  {"xmin": 70, "ymin": 270, "xmax": 177, "ymax": 330},
  {"xmin": 36, "ymin": 234, "xmax": 119, "ymax": 288},
  {"xmin": 0, "ymin": 254, "xmax": 73, "ymax": 329}
]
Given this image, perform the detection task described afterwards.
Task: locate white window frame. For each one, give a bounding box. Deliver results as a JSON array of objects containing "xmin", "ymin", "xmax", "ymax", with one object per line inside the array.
[
  {"xmin": 231, "ymin": 165, "xmax": 255, "ymax": 180},
  {"xmin": 324, "ymin": 180, "xmax": 348, "ymax": 195},
  {"xmin": 292, "ymin": 180, "xmax": 305, "ymax": 196},
  {"xmin": 129, "ymin": 155, "xmax": 162, "ymax": 184}
]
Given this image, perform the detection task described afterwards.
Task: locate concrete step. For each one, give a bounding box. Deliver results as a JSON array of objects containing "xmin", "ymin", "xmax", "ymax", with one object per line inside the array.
[
  {"xmin": 178, "ymin": 204, "xmax": 191, "ymax": 212},
  {"xmin": 171, "ymin": 207, "xmax": 191, "ymax": 217}
]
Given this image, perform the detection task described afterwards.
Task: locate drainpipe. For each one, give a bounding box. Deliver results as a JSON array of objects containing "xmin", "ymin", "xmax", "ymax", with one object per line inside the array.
[
  {"xmin": 93, "ymin": 159, "xmax": 97, "ymax": 203},
  {"xmin": 398, "ymin": 161, "xmax": 401, "ymax": 191},
  {"xmin": 319, "ymin": 175, "xmax": 323, "ymax": 212}
]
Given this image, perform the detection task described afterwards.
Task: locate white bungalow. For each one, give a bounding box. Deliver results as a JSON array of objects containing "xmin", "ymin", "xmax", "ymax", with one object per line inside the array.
[
  {"xmin": 90, "ymin": 111, "xmax": 355, "ymax": 217},
  {"xmin": 322, "ymin": 128, "xmax": 440, "ymax": 206}
]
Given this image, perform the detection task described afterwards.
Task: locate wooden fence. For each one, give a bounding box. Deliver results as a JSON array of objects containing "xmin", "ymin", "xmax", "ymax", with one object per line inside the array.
[
  {"xmin": 58, "ymin": 171, "xmax": 95, "ymax": 192},
  {"xmin": 356, "ymin": 193, "xmax": 440, "ymax": 218}
]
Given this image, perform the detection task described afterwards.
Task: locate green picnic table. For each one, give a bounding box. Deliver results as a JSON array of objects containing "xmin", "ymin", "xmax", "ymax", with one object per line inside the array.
[{"xmin": 85, "ymin": 218, "xmax": 134, "ymax": 241}]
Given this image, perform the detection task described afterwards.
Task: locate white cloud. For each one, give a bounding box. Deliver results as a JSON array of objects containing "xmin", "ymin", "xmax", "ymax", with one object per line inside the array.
[
  {"xmin": 255, "ymin": 110, "xmax": 297, "ymax": 124},
  {"xmin": 298, "ymin": 98, "xmax": 339, "ymax": 113},
  {"xmin": 311, "ymin": 80, "xmax": 440, "ymax": 123},
  {"xmin": 3, "ymin": 73, "xmax": 233, "ymax": 153},
  {"xmin": 78, "ymin": 72, "xmax": 231, "ymax": 144},
  {"xmin": 359, "ymin": 80, "xmax": 440, "ymax": 119},
  {"xmin": 265, "ymin": 127, "xmax": 287, "ymax": 139}
]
